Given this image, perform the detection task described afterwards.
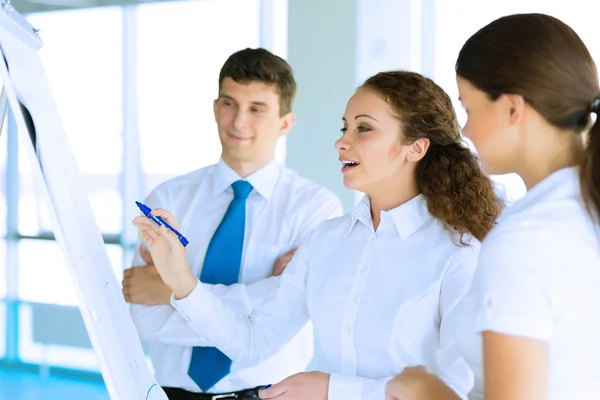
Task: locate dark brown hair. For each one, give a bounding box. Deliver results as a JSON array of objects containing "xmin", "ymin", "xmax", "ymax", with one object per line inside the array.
[
  {"xmin": 218, "ymin": 48, "xmax": 296, "ymax": 116},
  {"xmin": 456, "ymin": 13, "xmax": 600, "ymax": 222},
  {"xmin": 362, "ymin": 71, "xmax": 503, "ymax": 245}
]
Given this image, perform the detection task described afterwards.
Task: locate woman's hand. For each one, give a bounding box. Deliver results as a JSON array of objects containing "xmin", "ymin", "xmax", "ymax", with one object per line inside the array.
[
  {"xmin": 132, "ymin": 208, "xmax": 196, "ymax": 299},
  {"xmin": 386, "ymin": 366, "xmax": 460, "ymax": 400},
  {"xmin": 258, "ymin": 372, "xmax": 330, "ymax": 399}
]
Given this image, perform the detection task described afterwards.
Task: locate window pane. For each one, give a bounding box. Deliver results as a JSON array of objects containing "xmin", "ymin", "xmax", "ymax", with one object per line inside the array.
[
  {"xmin": 0, "ymin": 239, "xmax": 5, "ymax": 298},
  {"xmin": 0, "ymin": 114, "xmax": 6, "ymax": 237},
  {"xmin": 0, "ymin": 300, "xmax": 5, "ymax": 359},
  {"xmin": 18, "ymin": 300, "xmax": 153, "ymax": 375},
  {"xmin": 18, "ymin": 239, "xmax": 123, "ymax": 306},
  {"xmin": 22, "ymin": 9, "xmax": 123, "ymax": 235},
  {"xmin": 432, "ymin": 0, "xmax": 600, "ymax": 204},
  {"xmin": 137, "ymin": 0, "xmax": 261, "ymax": 191},
  {"xmin": 18, "ymin": 302, "xmax": 100, "ymax": 371},
  {"xmin": 434, "ymin": 0, "xmax": 600, "ymax": 124}
]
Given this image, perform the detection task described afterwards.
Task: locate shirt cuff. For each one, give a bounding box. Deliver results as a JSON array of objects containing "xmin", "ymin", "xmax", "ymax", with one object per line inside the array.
[
  {"xmin": 170, "ymin": 278, "xmax": 221, "ymax": 337},
  {"xmin": 328, "ymin": 373, "xmax": 363, "ymax": 400},
  {"xmin": 171, "ymin": 278, "xmax": 200, "ymax": 305}
]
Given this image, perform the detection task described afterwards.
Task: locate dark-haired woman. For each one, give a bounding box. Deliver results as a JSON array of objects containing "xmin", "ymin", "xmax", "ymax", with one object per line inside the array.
[{"xmin": 387, "ymin": 13, "xmax": 600, "ymax": 400}]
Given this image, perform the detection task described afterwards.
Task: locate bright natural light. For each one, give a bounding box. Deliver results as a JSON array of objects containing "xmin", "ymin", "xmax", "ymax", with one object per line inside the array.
[
  {"xmin": 8, "ymin": 0, "xmax": 263, "ymax": 370},
  {"xmin": 1, "ymin": 0, "xmax": 600, "ymax": 379},
  {"xmin": 136, "ymin": 0, "xmax": 261, "ymax": 193},
  {"xmin": 433, "ymin": 0, "xmax": 600, "ymax": 205}
]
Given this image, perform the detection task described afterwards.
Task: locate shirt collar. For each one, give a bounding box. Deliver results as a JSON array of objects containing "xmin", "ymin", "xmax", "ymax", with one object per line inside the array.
[
  {"xmin": 498, "ymin": 166, "xmax": 580, "ymax": 223},
  {"xmin": 346, "ymin": 195, "xmax": 372, "ymax": 235},
  {"xmin": 212, "ymin": 158, "xmax": 281, "ymax": 200},
  {"xmin": 389, "ymin": 194, "xmax": 432, "ymax": 240},
  {"xmin": 346, "ymin": 194, "xmax": 431, "ymax": 240}
]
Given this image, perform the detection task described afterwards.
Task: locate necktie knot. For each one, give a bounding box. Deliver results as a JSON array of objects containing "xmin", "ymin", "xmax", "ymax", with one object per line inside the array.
[{"xmin": 232, "ymin": 180, "xmax": 253, "ymax": 199}]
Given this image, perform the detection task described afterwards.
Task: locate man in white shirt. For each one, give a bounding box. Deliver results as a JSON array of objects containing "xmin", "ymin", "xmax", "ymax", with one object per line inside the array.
[{"xmin": 122, "ymin": 48, "xmax": 342, "ymax": 400}]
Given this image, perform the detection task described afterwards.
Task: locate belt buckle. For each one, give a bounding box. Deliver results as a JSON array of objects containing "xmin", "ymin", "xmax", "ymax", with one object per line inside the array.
[{"xmin": 211, "ymin": 393, "xmax": 237, "ymax": 400}]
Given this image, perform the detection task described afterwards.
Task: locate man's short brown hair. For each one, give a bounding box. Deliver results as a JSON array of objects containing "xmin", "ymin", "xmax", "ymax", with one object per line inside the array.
[{"xmin": 218, "ymin": 48, "xmax": 296, "ymax": 116}]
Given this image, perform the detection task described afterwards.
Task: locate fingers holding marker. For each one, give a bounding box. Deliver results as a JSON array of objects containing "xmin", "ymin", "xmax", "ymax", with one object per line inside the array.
[
  {"xmin": 138, "ymin": 228, "xmax": 157, "ymax": 247},
  {"xmin": 157, "ymin": 224, "xmax": 183, "ymax": 248},
  {"xmin": 135, "ymin": 201, "xmax": 189, "ymax": 247},
  {"xmin": 133, "ymin": 217, "xmax": 166, "ymax": 249},
  {"xmin": 150, "ymin": 208, "xmax": 179, "ymax": 230},
  {"xmin": 132, "ymin": 216, "xmax": 161, "ymax": 233}
]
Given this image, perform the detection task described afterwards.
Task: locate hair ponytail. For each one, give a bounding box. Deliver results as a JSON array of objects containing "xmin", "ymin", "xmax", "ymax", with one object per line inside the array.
[{"xmin": 416, "ymin": 142, "xmax": 503, "ymax": 245}]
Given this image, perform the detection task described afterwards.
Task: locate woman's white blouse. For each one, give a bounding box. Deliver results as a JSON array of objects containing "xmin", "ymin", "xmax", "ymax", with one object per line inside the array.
[
  {"xmin": 454, "ymin": 167, "xmax": 600, "ymax": 399},
  {"xmin": 172, "ymin": 194, "xmax": 479, "ymax": 400}
]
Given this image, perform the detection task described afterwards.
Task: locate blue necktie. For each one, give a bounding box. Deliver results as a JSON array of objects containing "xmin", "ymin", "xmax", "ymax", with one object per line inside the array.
[{"xmin": 188, "ymin": 180, "xmax": 253, "ymax": 392}]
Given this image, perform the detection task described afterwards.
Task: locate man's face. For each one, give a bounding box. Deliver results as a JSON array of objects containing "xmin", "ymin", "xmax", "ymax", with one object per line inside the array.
[{"xmin": 214, "ymin": 77, "xmax": 294, "ymax": 167}]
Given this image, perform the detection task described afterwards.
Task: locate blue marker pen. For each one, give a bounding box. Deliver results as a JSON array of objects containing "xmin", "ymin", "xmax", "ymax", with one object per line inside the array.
[{"xmin": 135, "ymin": 201, "xmax": 189, "ymax": 247}]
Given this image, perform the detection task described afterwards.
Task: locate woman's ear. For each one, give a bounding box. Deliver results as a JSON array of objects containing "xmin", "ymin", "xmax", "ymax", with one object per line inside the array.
[
  {"xmin": 406, "ymin": 138, "xmax": 431, "ymax": 163},
  {"xmin": 502, "ymin": 93, "xmax": 525, "ymax": 126}
]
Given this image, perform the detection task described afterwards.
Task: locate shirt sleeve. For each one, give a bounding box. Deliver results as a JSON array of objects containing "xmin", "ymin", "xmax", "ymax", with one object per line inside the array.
[
  {"xmin": 472, "ymin": 230, "xmax": 558, "ymax": 341},
  {"xmin": 128, "ymin": 191, "xmax": 280, "ymax": 346},
  {"xmin": 127, "ymin": 229, "xmax": 216, "ymax": 346},
  {"xmin": 293, "ymin": 190, "xmax": 343, "ymax": 247},
  {"xmin": 130, "ymin": 186, "xmax": 333, "ymax": 348},
  {"xmin": 436, "ymin": 243, "xmax": 479, "ymax": 399},
  {"xmin": 130, "ymin": 279, "xmax": 281, "ymax": 346},
  {"xmin": 171, "ymin": 234, "xmax": 312, "ymax": 367},
  {"xmin": 128, "ymin": 233, "xmax": 281, "ymax": 346}
]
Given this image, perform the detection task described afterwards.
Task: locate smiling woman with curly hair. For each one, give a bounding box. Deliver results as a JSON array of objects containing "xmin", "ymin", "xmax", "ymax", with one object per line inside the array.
[
  {"xmin": 132, "ymin": 70, "xmax": 502, "ymax": 400},
  {"xmin": 361, "ymin": 71, "xmax": 502, "ymax": 245}
]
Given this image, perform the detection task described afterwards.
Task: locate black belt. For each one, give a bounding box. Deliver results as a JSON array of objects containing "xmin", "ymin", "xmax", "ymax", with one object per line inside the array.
[{"xmin": 163, "ymin": 386, "xmax": 268, "ymax": 400}]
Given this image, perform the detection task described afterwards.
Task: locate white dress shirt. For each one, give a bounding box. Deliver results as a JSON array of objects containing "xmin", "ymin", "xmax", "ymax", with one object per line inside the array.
[
  {"xmin": 172, "ymin": 194, "xmax": 479, "ymax": 400},
  {"xmin": 130, "ymin": 158, "xmax": 343, "ymax": 394},
  {"xmin": 453, "ymin": 167, "xmax": 600, "ymax": 399}
]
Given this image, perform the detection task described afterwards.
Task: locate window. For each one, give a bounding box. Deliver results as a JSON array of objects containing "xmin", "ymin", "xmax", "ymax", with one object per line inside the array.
[
  {"xmin": 0, "ymin": 240, "xmax": 5, "ymax": 300},
  {"xmin": 14, "ymin": 8, "xmax": 123, "ymax": 305},
  {"xmin": 4, "ymin": 0, "xmax": 265, "ymax": 373},
  {"xmin": 10, "ymin": 7, "xmax": 125, "ymax": 370},
  {"xmin": 18, "ymin": 303, "xmax": 99, "ymax": 371},
  {"xmin": 136, "ymin": 0, "xmax": 261, "ymax": 192},
  {"xmin": 1, "ymin": 123, "xmax": 6, "ymax": 299},
  {"xmin": 431, "ymin": 0, "xmax": 600, "ymax": 204},
  {"xmin": 0, "ymin": 299, "xmax": 5, "ymax": 359},
  {"xmin": 25, "ymin": 8, "xmax": 123, "ymax": 235},
  {"xmin": 433, "ymin": 0, "xmax": 600, "ymax": 123},
  {"xmin": 0, "ymin": 117, "xmax": 6, "ymax": 239}
]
